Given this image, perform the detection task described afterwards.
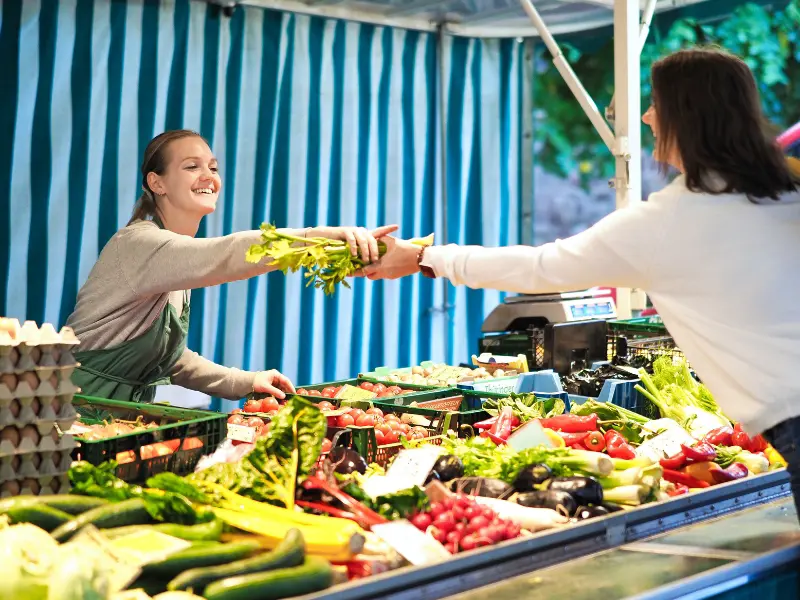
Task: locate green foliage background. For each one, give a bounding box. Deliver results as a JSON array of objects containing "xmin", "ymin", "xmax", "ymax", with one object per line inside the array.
[{"xmin": 534, "ymin": 0, "xmax": 800, "ymax": 185}]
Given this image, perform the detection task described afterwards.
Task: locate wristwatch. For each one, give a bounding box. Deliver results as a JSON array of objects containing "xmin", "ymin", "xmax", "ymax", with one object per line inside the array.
[{"xmin": 417, "ymin": 247, "xmax": 437, "ymax": 279}]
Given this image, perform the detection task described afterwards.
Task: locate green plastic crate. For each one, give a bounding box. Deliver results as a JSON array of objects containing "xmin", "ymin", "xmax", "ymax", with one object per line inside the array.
[
  {"xmin": 295, "ymin": 378, "xmax": 436, "ymax": 400},
  {"xmin": 71, "ymin": 395, "xmax": 226, "ymax": 483},
  {"xmin": 371, "ymin": 388, "xmax": 498, "ymax": 433}
]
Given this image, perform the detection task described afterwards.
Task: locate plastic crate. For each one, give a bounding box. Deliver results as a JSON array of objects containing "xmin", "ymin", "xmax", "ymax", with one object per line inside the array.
[
  {"xmin": 607, "ymin": 318, "xmax": 668, "ymax": 359},
  {"xmin": 346, "ymin": 415, "xmax": 453, "ymax": 468},
  {"xmin": 625, "ymin": 335, "xmax": 687, "ymax": 368},
  {"xmin": 71, "ymin": 395, "xmax": 227, "ymax": 482},
  {"xmin": 371, "ymin": 388, "xmax": 490, "ymax": 432},
  {"xmin": 295, "ymin": 378, "xmax": 435, "ymax": 400}
]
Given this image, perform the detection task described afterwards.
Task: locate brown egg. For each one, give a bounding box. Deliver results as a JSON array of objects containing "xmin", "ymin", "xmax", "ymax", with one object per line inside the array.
[
  {"xmin": 49, "ymin": 374, "xmax": 59, "ymax": 388},
  {"xmin": 10, "ymin": 455, "xmax": 20, "ymax": 471},
  {"xmin": 19, "ymin": 372, "xmax": 39, "ymax": 391},
  {"xmin": 0, "ymin": 480, "xmax": 20, "ymax": 496},
  {"xmin": 20, "ymin": 425, "xmax": 40, "ymax": 446},
  {"xmin": 8, "ymin": 399, "xmax": 20, "ymax": 418},
  {"xmin": 0, "ymin": 373, "xmax": 17, "ymax": 391},
  {"xmin": 30, "ymin": 397, "xmax": 41, "ymax": 416},
  {"xmin": 51, "ymin": 451, "xmax": 62, "ymax": 467},
  {"xmin": 21, "ymin": 478, "xmax": 40, "ymax": 495},
  {"xmin": 0, "ymin": 426, "xmax": 21, "ymax": 447},
  {"xmin": 29, "ymin": 453, "xmax": 41, "ymax": 469}
]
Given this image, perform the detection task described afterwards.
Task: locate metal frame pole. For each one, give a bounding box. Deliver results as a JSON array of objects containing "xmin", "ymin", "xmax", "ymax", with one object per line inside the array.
[
  {"xmin": 437, "ymin": 25, "xmax": 451, "ymax": 361},
  {"xmin": 520, "ymin": 39, "xmax": 535, "ymax": 247}
]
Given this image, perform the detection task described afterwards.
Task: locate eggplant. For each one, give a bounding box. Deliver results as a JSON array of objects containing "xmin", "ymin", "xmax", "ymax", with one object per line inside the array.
[
  {"xmin": 546, "ymin": 476, "xmax": 603, "ymax": 506},
  {"xmin": 601, "ymin": 502, "xmax": 624, "ymax": 513},
  {"xmin": 516, "ymin": 490, "xmax": 578, "ymax": 517},
  {"xmin": 424, "ymin": 470, "xmax": 440, "ymax": 485},
  {"xmin": 512, "ymin": 463, "xmax": 552, "ymax": 492},
  {"xmin": 448, "ymin": 477, "xmax": 513, "ymax": 499},
  {"xmin": 430, "ymin": 455, "xmax": 464, "ymax": 483},
  {"xmin": 573, "ymin": 505, "xmax": 610, "ymax": 521},
  {"xmin": 328, "ymin": 446, "xmax": 368, "ymax": 475}
]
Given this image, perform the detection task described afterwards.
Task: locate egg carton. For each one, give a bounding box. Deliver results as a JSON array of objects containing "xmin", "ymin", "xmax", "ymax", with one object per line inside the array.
[
  {"xmin": 0, "ymin": 352, "xmax": 79, "ymax": 380},
  {"xmin": 0, "ymin": 473, "xmax": 70, "ymax": 497},
  {"xmin": 0, "ymin": 426, "xmax": 77, "ymax": 457},
  {"xmin": 0, "ymin": 449, "xmax": 73, "ymax": 480},
  {"xmin": 0, "ymin": 373, "xmax": 79, "ymax": 402},
  {"xmin": 0, "ymin": 394, "xmax": 77, "ymax": 431},
  {"xmin": 0, "ymin": 319, "xmax": 80, "ymax": 369}
]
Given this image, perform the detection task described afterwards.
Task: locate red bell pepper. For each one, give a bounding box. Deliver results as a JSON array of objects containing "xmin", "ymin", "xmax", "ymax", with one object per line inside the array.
[
  {"xmin": 710, "ymin": 462, "xmax": 749, "ymax": 484},
  {"xmin": 540, "ymin": 414, "xmax": 598, "ymax": 433},
  {"xmin": 584, "ymin": 431, "xmax": 606, "ymax": 452},
  {"xmin": 662, "ymin": 468, "xmax": 710, "ymax": 489},
  {"xmin": 659, "ymin": 451, "xmax": 687, "ymax": 470},
  {"xmin": 703, "ymin": 426, "xmax": 733, "ymax": 447},
  {"xmin": 749, "ymin": 434, "xmax": 768, "ymax": 453},
  {"xmin": 559, "ymin": 431, "xmax": 590, "ymax": 446},
  {"xmin": 680, "ymin": 442, "xmax": 716, "ymax": 462},
  {"xmin": 604, "ymin": 430, "xmax": 636, "ymax": 460},
  {"xmin": 570, "ymin": 443, "xmax": 587, "ymax": 450},
  {"xmin": 732, "ymin": 423, "xmax": 751, "ymax": 449},
  {"xmin": 666, "ymin": 483, "xmax": 689, "ymax": 497}
]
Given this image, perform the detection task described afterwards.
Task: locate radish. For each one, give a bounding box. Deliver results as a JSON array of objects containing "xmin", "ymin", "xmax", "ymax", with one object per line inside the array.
[
  {"xmin": 429, "ymin": 502, "xmax": 445, "ymax": 519},
  {"xmin": 411, "ymin": 513, "xmax": 432, "ymax": 531}
]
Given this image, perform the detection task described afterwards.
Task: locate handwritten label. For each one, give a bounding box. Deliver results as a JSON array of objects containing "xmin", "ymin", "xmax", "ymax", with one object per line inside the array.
[
  {"xmin": 386, "ymin": 446, "xmax": 443, "ymax": 487},
  {"xmin": 227, "ymin": 423, "xmax": 257, "ymax": 443},
  {"xmin": 372, "ymin": 520, "xmax": 451, "ymax": 565},
  {"xmin": 335, "ymin": 384, "xmax": 377, "ymax": 401},
  {"xmin": 467, "ymin": 377, "xmax": 520, "ymax": 394}
]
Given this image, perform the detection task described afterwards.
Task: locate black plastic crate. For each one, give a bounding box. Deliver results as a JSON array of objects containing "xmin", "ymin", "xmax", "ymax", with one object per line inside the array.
[{"xmin": 71, "ymin": 395, "xmax": 226, "ymax": 483}]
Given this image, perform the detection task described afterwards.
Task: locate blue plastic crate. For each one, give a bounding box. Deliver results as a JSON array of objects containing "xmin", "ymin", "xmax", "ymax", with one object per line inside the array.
[{"xmin": 512, "ymin": 370, "xmax": 572, "ymax": 412}]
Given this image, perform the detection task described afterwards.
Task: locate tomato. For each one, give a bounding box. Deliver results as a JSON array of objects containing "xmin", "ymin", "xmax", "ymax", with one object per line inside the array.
[
  {"xmin": 182, "ymin": 437, "xmax": 204, "ymax": 450},
  {"xmin": 230, "ymin": 408, "xmax": 243, "ymax": 415},
  {"xmin": 259, "ymin": 397, "xmax": 281, "ymax": 412},
  {"xmin": 116, "ymin": 450, "xmax": 136, "ymax": 464},
  {"xmin": 356, "ymin": 414, "xmax": 376, "ymax": 427},
  {"xmin": 383, "ymin": 430, "xmax": 399, "ymax": 444},
  {"xmin": 321, "ymin": 438, "xmax": 332, "ymax": 454},
  {"xmin": 307, "ymin": 389, "xmax": 322, "ymax": 397},
  {"xmin": 162, "ymin": 439, "xmax": 181, "ymax": 452},
  {"xmin": 359, "ymin": 382, "xmax": 375, "ymax": 391},
  {"xmin": 387, "ymin": 386, "xmax": 403, "ymax": 395},
  {"xmin": 317, "ymin": 401, "xmax": 335, "ymax": 411},
  {"xmin": 247, "ymin": 416, "xmax": 265, "ymax": 429},
  {"xmin": 388, "ymin": 420, "xmax": 404, "ymax": 431},
  {"xmin": 372, "ymin": 383, "xmax": 387, "ymax": 394},
  {"xmin": 377, "ymin": 391, "xmax": 393, "ymax": 398},
  {"xmin": 297, "ymin": 388, "xmax": 309, "ymax": 395},
  {"xmin": 384, "ymin": 414, "xmax": 400, "ymax": 422},
  {"xmin": 366, "ymin": 407, "xmax": 384, "ymax": 417},
  {"xmin": 375, "ymin": 423, "xmax": 392, "ymax": 436},
  {"xmin": 348, "ymin": 408, "xmax": 366, "ymax": 421},
  {"xmin": 337, "ymin": 414, "xmax": 355, "ymax": 428},
  {"xmin": 322, "ymin": 387, "xmax": 337, "ymax": 396},
  {"xmin": 327, "ymin": 416, "xmax": 338, "ymax": 428},
  {"xmin": 399, "ymin": 423, "xmax": 411, "ymax": 434},
  {"xmin": 375, "ymin": 429, "xmax": 386, "ymax": 445},
  {"xmin": 228, "ymin": 414, "xmax": 246, "ymax": 425},
  {"xmin": 411, "ymin": 426, "xmax": 428, "ymax": 438},
  {"xmin": 322, "ymin": 390, "xmax": 336, "ymax": 399},
  {"xmin": 243, "ymin": 399, "xmax": 262, "ymax": 413}
]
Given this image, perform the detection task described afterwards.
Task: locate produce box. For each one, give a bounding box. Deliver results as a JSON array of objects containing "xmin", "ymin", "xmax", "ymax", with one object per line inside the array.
[
  {"xmin": 296, "ymin": 378, "xmax": 431, "ymax": 400},
  {"xmin": 361, "ymin": 361, "xmax": 518, "ymax": 390},
  {"xmin": 607, "ymin": 317, "xmax": 668, "ymax": 360},
  {"xmin": 70, "ymin": 395, "xmax": 226, "ymax": 483}
]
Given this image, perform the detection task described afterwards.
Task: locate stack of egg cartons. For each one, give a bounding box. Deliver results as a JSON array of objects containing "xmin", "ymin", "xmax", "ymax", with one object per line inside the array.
[{"xmin": 0, "ymin": 318, "xmax": 80, "ymax": 496}]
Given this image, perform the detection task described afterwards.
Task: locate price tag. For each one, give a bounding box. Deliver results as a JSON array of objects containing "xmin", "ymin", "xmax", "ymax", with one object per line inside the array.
[
  {"xmin": 226, "ymin": 423, "xmax": 257, "ymax": 443},
  {"xmin": 335, "ymin": 384, "xmax": 377, "ymax": 401},
  {"xmin": 385, "ymin": 446, "xmax": 443, "ymax": 487},
  {"xmin": 507, "ymin": 420, "xmax": 556, "ymax": 451},
  {"xmin": 469, "ymin": 377, "xmax": 519, "ymax": 394},
  {"xmin": 372, "ymin": 520, "xmax": 451, "ymax": 565}
]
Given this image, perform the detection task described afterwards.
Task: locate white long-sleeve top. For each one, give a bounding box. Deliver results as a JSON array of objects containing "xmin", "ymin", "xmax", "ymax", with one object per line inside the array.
[{"xmin": 422, "ymin": 175, "xmax": 800, "ymax": 435}]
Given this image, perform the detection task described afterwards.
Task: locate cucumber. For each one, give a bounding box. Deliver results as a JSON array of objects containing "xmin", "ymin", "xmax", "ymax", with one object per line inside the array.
[
  {"xmin": 203, "ymin": 557, "xmax": 333, "ymax": 600},
  {"xmin": 141, "ymin": 540, "xmax": 262, "ymax": 578},
  {"xmin": 6, "ymin": 504, "xmax": 73, "ymax": 531},
  {"xmin": 168, "ymin": 528, "xmax": 305, "ymax": 592},
  {"xmin": 104, "ymin": 518, "xmax": 224, "ymax": 542},
  {"xmin": 51, "ymin": 498, "xmax": 153, "ymax": 542},
  {"xmin": 0, "ymin": 495, "xmax": 108, "ymax": 516}
]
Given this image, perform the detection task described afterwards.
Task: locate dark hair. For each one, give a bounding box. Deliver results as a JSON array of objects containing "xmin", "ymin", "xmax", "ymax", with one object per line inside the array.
[
  {"xmin": 128, "ymin": 129, "xmax": 208, "ymax": 224},
  {"xmin": 651, "ymin": 47, "xmax": 798, "ymax": 201}
]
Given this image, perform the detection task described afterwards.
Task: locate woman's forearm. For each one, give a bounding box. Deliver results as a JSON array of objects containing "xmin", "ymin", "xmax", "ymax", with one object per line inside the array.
[{"xmin": 170, "ymin": 348, "xmax": 255, "ymax": 400}]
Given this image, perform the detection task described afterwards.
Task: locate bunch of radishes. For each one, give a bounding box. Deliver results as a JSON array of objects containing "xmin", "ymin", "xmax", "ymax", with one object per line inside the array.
[{"xmin": 410, "ymin": 494, "xmax": 521, "ymax": 554}]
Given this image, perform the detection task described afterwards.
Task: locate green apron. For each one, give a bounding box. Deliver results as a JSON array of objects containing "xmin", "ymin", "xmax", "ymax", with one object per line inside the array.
[{"xmin": 73, "ymin": 217, "xmax": 190, "ymax": 403}]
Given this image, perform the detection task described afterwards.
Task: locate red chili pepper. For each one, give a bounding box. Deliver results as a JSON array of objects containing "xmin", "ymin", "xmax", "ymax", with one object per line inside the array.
[
  {"xmin": 584, "ymin": 431, "xmax": 606, "ymax": 452},
  {"xmin": 703, "ymin": 426, "xmax": 733, "ymax": 447},
  {"xmin": 710, "ymin": 462, "xmax": 749, "ymax": 484},
  {"xmin": 732, "ymin": 423, "xmax": 751, "ymax": 450},
  {"xmin": 666, "ymin": 483, "xmax": 689, "ymax": 497},
  {"xmin": 540, "ymin": 414, "xmax": 598, "ymax": 433},
  {"xmin": 659, "ymin": 451, "xmax": 687, "ymax": 470},
  {"xmin": 486, "ymin": 431, "xmax": 508, "ymax": 446},
  {"xmin": 494, "ymin": 407, "xmax": 515, "ymax": 441},
  {"xmin": 662, "ymin": 468, "xmax": 710, "ymax": 489},
  {"xmin": 680, "ymin": 442, "xmax": 716, "ymax": 463},
  {"xmin": 749, "ymin": 434, "xmax": 768, "ymax": 453},
  {"xmin": 559, "ymin": 431, "xmax": 591, "ymax": 446},
  {"xmin": 474, "ymin": 416, "xmax": 498, "ymax": 431},
  {"xmin": 510, "ymin": 416, "xmax": 521, "ymax": 428},
  {"xmin": 604, "ymin": 430, "xmax": 636, "ymax": 460},
  {"xmin": 570, "ymin": 443, "xmax": 587, "ymax": 450}
]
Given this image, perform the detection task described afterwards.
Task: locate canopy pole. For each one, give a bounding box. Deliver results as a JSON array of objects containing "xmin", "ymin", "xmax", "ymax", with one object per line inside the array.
[
  {"xmin": 517, "ymin": 0, "xmax": 615, "ymax": 151},
  {"xmin": 612, "ymin": 0, "xmax": 642, "ymax": 319},
  {"xmin": 521, "ymin": 39, "xmax": 535, "ymax": 247},
  {"xmin": 437, "ymin": 24, "xmax": 452, "ymax": 362}
]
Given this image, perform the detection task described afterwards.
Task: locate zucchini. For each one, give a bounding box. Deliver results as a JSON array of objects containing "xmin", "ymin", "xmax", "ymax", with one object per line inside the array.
[
  {"xmin": 5, "ymin": 504, "xmax": 73, "ymax": 531},
  {"xmin": 104, "ymin": 518, "xmax": 224, "ymax": 542},
  {"xmin": 142, "ymin": 540, "xmax": 261, "ymax": 578},
  {"xmin": 168, "ymin": 528, "xmax": 305, "ymax": 592},
  {"xmin": 203, "ymin": 557, "xmax": 333, "ymax": 600},
  {"xmin": 0, "ymin": 495, "xmax": 108, "ymax": 516},
  {"xmin": 51, "ymin": 498, "xmax": 153, "ymax": 542}
]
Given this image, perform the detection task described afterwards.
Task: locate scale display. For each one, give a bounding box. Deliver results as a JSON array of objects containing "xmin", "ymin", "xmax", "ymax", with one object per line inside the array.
[{"xmin": 566, "ymin": 299, "xmax": 616, "ymax": 321}]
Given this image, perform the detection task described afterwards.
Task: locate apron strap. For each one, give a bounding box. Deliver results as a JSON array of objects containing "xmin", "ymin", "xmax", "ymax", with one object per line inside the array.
[{"xmin": 78, "ymin": 364, "xmax": 171, "ymax": 393}]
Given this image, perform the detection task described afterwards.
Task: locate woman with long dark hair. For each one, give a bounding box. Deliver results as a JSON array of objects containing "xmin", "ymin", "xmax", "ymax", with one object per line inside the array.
[
  {"xmin": 68, "ymin": 130, "xmax": 395, "ymax": 403},
  {"xmin": 366, "ymin": 48, "xmax": 800, "ymax": 513}
]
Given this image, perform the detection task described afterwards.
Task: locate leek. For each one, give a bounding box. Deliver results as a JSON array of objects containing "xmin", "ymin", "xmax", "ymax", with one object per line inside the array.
[{"xmin": 603, "ymin": 485, "xmax": 650, "ymax": 506}]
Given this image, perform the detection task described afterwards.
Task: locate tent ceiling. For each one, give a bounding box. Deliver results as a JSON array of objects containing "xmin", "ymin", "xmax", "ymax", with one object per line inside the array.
[{"xmin": 236, "ymin": 0, "xmax": 708, "ymax": 37}]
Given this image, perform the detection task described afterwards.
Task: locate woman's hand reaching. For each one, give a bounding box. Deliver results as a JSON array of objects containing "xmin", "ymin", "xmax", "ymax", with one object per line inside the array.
[
  {"xmin": 253, "ymin": 369, "xmax": 296, "ymax": 400},
  {"xmin": 307, "ymin": 225, "xmax": 399, "ymax": 263}
]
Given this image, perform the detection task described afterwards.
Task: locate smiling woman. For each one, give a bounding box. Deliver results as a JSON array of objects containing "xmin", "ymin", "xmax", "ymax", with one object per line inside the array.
[{"xmin": 66, "ymin": 130, "xmax": 396, "ymax": 404}]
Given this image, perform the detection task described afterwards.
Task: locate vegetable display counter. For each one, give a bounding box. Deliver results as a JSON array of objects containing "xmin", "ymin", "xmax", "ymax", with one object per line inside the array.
[{"xmin": 298, "ymin": 469, "xmax": 792, "ymax": 600}]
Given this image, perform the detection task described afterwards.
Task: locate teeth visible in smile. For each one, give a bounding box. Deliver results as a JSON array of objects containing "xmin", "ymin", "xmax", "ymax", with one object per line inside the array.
[{"xmin": 194, "ymin": 188, "xmax": 214, "ymax": 195}]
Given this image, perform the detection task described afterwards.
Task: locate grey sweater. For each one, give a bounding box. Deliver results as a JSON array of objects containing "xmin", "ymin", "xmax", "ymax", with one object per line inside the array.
[{"xmin": 66, "ymin": 220, "xmax": 300, "ymax": 399}]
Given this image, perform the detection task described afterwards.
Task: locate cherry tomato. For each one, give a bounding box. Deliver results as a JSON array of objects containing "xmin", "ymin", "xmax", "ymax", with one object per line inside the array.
[
  {"xmin": 228, "ymin": 414, "xmax": 246, "ymax": 425},
  {"xmin": 359, "ymin": 382, "xmax": 375, "ymax": 391},
  {"xmin": 372, "ymin": 383, "xmax": 387, "ymax": 394},
  {"xmin": 317, "ymin": 401, "xmax": 335, "ymax": 411},
  {"xmin": 321, "ymin": 438, "xmax": 332, "ymax": 454},
  {"xmin": 246, "ymin": 416, "xmax": 265, "ymax": 429},
  {"xmin": 307, "ymin": 389, "xmax": 322, "ymax": 397},
  {"xmin": 366, "ymin": 407, "xmax": 384, "ymax": 417},
  {"xmin": 356, "ymin": 414, "xmax": 376, "ymax": 427},
  {"xmin": 327, "ymin": 416, "xmax": 338, "ymax": 428},
  {"xmin": 243, "ymin": 399, "xmax": 262, "ymax": 413},
  {"xmin": 297, "ymin": 388, "xmax": 309, "ymax": 395},
  {"xmin": 337, "ymin": 414, "xmax": 355, "ymax": 428},
  {"xmin": 259, "ymin": 397, "xmax": 280, "ymax": 412}
]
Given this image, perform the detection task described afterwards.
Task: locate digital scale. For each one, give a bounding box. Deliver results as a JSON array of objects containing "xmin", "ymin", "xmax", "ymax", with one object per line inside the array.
[{"xmin": 479, "ymin": 290, "xmax": 617, "ymax": 375}]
